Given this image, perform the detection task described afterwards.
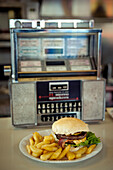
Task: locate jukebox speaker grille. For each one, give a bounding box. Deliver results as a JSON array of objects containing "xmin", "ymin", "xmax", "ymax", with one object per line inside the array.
[
  {"xmin": 82, "ymin": 80, "xmax": 105, "ymax": 121},
  {"xmin": 11, "ymin": 82, "xmax": 37, "ymax": 126}
]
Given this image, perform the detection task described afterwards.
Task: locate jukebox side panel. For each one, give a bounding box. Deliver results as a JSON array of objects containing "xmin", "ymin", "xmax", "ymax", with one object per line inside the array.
[
  {"xmin": 82, "ymin": 80, "xmax": 105, "ymax": 121},
  {"xmin": 11, "ymin": 82, "xmax": 37, "ymax": 126}
]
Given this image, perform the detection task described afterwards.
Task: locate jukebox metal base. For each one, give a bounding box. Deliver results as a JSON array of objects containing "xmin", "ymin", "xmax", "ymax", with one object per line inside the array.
[{"xmin": 10, "ymin": 79, "xmax": 105, "ymax": 127}]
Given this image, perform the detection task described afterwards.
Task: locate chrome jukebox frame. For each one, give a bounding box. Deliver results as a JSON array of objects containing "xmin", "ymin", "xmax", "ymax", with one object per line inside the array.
[{"xmin": 9, "ymin": 19, "xmax": 102, "ymax": 82}]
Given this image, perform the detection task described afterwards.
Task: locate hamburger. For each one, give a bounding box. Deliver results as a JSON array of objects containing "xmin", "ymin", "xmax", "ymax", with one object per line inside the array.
[{"xmin": 52, "ymin": 117, "xmax": 100, "ymax": 150}]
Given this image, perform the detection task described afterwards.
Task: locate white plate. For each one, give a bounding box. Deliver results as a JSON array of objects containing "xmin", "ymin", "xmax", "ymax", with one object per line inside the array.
[
  {"xmin": 108, "ymin": 109, "xmax": 113, "ymax": 118},
  {"xmin": 19, "ymin": 129, "xmax": 102, "ymax": 163}
]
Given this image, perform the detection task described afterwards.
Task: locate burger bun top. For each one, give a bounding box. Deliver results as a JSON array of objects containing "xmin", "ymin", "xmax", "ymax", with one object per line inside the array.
[{"xmin": 52, "ymin": 117, "xmax": 89, "ymax": 135}]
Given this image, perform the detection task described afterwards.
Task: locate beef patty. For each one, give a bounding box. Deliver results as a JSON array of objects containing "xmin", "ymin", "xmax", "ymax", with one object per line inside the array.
[{"xmin": 56, "ymin": 132, "xmax": 87, "ymax": 140}]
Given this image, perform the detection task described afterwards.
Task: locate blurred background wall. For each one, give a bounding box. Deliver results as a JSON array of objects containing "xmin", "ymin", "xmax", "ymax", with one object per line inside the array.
[{"xmin": 0, "ymin": 0, "xmax": 113, "ymax": 117}]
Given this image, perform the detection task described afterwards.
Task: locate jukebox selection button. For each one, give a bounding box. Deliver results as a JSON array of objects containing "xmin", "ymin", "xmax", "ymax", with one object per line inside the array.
[
  {"xmin": 52, "ymin": 116, "xmax": 54, "ymax": 121},
  {"xmin": 73, "ymin": 102, "xmax": 76, "ymax": 107},
  {"xmin": 56, "ymin": 109, "xmax": 59, "ymax": 113},
  {"xmin": 69, "ymin": 107, "xmax": 72, "ymax": 112},
  {"xmin": 51, "ymin": 103, "xmax": 54, "ymax": 108},
  {"xmin": 51, "ymin": 108, "xmax": 55, "ymax": 113},
  {"xmin": 60, "ymin": 108, "xmax": 63, "ymax": 112},
  {"xmin": 60, "ymin": 103, "xmax": 63, "ymax": 107},
  {"xmin": 78, "ymin": 107, "xmax": 81, "ymax": 111},
  {"xmin": 42, "ymin": 104, "xmax": 45, "ymax": 108},
  {"xmin": 37, "ymin": 101, "xmax": 81, "ymax": 115},
  {"xmin": 65, "ymin": 108, "xmax": 68, "ymax": 112},
  {"xmin": 47, "ymin": 103, "xmax": 50, "ymax": 108},
  {"xmin": 47, "ymin": 109, "xmax": 50, "ymax": 113},
  {"xmin": 56, "ymin": 103, "xmax": 59, "ymax": 108},
  {"xmin": 38, "ymin": 104, "xmax": 41, "ymax": 109},
  {"xmin": 38, "ymin": 110, "xmax": 41, "ymax": 114},
  {"xmin": 41, "ymin": 113, "xmax": 78, "ymax": 122},
  {"xmin": 56, "ymin": 116, "xmax": 59, "ymax": 120},
  {"xmin": 78, "ymin": 102, "xmax": 81, "ymax": 106},
  {"xmin": 73, "ymin": 108, "xmax": 77, "ymax": 112},
  {"xmin": 65, "ymin": 102, "xmax": 68, "ymax": 107},
  {"xmin": 42, "ymin": 109, "xmax": 45, "ymax": 114},
  {"xmin": 69, "ymin": 103, "xmax": 72, "ymax": 107}
]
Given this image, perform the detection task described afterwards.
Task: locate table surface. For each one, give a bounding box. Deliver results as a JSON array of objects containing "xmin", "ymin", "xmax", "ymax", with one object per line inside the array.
[{"xmin": 0, "ymin": 111, "xmax": 113, "ymax": 170}]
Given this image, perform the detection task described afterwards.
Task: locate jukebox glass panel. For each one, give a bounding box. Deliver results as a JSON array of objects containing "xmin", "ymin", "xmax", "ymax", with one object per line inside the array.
[{"xmin": 16, "ymin": 30, "xmax": 99, "ymax": 73}]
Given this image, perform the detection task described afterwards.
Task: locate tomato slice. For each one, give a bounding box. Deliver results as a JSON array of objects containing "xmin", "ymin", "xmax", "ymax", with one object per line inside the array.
[{"xmin": 58, "ymin": 138, "xmax": 69, "ymax": 148}]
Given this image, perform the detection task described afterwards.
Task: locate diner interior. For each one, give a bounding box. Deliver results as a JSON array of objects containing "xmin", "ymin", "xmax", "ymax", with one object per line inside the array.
[{"xmin": 1, "ymin": 1, "xmax": 113, "ymax": 170}]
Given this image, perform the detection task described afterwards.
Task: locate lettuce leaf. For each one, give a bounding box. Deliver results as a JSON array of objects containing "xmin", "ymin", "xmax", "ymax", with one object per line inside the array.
[{"xmin": 76, "ymin": 132, "xmax": 101, "ymax": 147}]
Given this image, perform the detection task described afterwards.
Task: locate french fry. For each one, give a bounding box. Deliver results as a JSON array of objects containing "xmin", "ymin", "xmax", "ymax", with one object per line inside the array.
[
  {"xmin": 49, "ymin": 134, "xmax": 55, "ymax": 143},
  {"xmin": 38, "ymin": 134, "xmax": 43, "ymax": 142},
  {"xmin": 40, "ymin": 152, "xmax": 53, "ymax": 161},
  {"xmin": 30, "ymin": 145, "xmax": 43, "ymax": 155},
  {"xmin": 86, "ymin": 144, "xmax": 96, "ymax": 154},
  {"xmin": 33, "ymin": 132, "xmax": 40, "ymax": 144},
  {"xmin": 42, "ymin": 146, "xmax": 58, "ymax": 152},
  {"xmin": 34, "ymin": 132, "xmax": 43, "ymax": 142},
  {"xmin": 43, "ymin": 134, "xmax": 54, "ymax": 143},
  {"xmin": 36, "ymin": 141, "xmax": 50, "ymax": 149},
  {"xmin": 43, "ymin": 150, "xmax": 48, "ymax": 154},
  {"xmin": 48, "ymin": 143, "xmax": 58, "ymax": 147},
  {"xmin": 29, "ymin": 137, "xmax": 35, "ymax": 146},
  {"xmin": 50, "ymin": 147, "xmax": 62, "ymax": 160},
  {"xmin": 57, "ymin": 145, "xmax": 71, "ymax": 160},
  {"xmin": 75, "ymin": 153, "xmax": 82, "ymax": 159},
  {"xmin": 26, "ymin": 145, "xmax": 32, "ymax": 154},
  {"xmin": 74, "ymin": 146, "xmax": 87, "ymax": 155},
  {"xmin": 41, "ymin": 143, "xmax": 58, "ymax": 149},
  {"xmin": 32, "ymin": 151, "xmax": 43, "ymax": 158},
  {"xmin": 66, "ymin": 151, "xmax": 76, "ymax": 160}
]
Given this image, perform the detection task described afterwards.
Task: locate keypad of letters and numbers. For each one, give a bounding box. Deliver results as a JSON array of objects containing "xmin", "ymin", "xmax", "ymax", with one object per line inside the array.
[{"xmin": 37, "ymin": 101, "xmax": 81, "ymax": 122}]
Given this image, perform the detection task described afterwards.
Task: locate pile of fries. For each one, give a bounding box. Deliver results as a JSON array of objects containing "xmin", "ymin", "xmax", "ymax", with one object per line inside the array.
[{"xmin": 26, "ymin": 131, "xmax": 96, "ymax": 161}]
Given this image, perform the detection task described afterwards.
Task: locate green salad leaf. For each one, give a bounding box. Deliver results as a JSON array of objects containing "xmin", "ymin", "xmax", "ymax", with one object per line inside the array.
[{"xmin": 76, "ymin": 132, "xmax": 101, "ymax": 147}]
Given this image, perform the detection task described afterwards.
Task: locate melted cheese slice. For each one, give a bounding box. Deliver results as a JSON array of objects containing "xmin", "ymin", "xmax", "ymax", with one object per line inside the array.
[
  {"xmin": 73, "ymin": 132, "xmax": 81, "ymax": 135},
  {"xmin": 73, "ymin": 137, "xmax": 86, "ymax": 145}
]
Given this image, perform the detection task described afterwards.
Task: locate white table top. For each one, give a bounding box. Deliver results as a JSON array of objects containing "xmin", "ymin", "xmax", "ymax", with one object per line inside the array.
[{"xmin": 0, "ymin": 112, "xmax": 113, "ymax": 170}]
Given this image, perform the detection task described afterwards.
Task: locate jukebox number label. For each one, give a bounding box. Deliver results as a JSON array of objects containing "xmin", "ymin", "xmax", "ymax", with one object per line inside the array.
[
  {"xmin": 18, "ymin": 38, "xmax": 42, "ymax": 72},
  {"xmin": 17, "ymin": 36, "xmax": 89, "ymax": 72},
  {"xmin": 18, "ymin": 36, "xmax": 88, "ymax": 60},
  {"xmin": 69, "ymin": 58, "xmax": 91, "ymax": 71},
  {"xmin": 42, "ymin": 38, "xmax": 64, "ymax": 59},
  {"xmin": 18, "ymin": 38, "xmax": 41, "ymax": 58},
  {"xmin": 66, "ymin": 37, "xmax": 88, "ymax": 57}
]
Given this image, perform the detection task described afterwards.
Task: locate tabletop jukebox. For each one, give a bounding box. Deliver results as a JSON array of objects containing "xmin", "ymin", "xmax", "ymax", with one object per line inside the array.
[{"xmin": 7, "ymin": 19, "xmax": 105, "ymax": 127}]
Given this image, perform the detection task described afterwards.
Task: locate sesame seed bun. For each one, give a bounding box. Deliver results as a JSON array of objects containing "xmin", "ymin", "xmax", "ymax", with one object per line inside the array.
[{"xmin": 52, "ymin": 117, "xmax": 89, "ymax": 135}]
